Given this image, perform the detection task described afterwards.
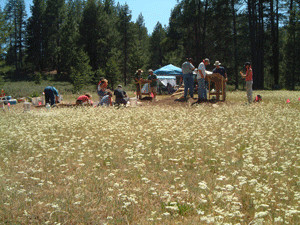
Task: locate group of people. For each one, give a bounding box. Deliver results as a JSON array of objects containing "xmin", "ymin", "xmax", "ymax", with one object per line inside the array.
[
  {"xmin": 43, "ymin": 78, "xmax": 129, "ymax": 107},
  {"xmin": 43, "ymin": 61, "xmax": 253, "ymax": 107},
  {"xmin": 96, "ymin": 78, "xmax": 129, "ymax": 106},
  {"xmin": 134, "ymin": 69, "xmax": 158, "ymax": 100},
  {"xmin": 182, "ymin": 58, "xmax": 253, "ymax": 103}
]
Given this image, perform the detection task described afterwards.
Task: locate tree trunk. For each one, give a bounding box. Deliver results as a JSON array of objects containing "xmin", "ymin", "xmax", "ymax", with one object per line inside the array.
[
  {"xmin": 231, "ymin": 0, "xmax": 238, "ymax": 90},
  {"xmin": 270, "ymin": 0, "xmax": 279, "ymax": 87},
  {"xmin": 257, "ymin": 0, "xmax": 264, "ymax": 89},
  {"xmin": 248, "ymin": 0, "xmax": 257, "ymax": 89},
  {"xmin": 202, "ymin": 0, "xmax": 208, "ymax": 58}
]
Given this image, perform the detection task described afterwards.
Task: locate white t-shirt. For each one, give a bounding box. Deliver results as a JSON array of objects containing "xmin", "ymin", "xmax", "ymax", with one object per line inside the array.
[{"xmin": 197, "ymin": 62, "xmax": 206, "ymax": 79}]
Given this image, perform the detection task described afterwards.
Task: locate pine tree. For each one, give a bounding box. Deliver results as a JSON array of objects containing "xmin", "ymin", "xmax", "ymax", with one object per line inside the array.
[
  {"xmin": 79, "ymin": 0, "xmax": 109, "ymax": 72},
  {"xmin": 70, "ymin": 48, "xmax": 92, "ymax": 93},
  {"xmin": 0, "ymin": 7, "xmax": 13, "ymax": 77},
  {"xmin": 128, "ymin": 13, "xmax": 149, "ymax": 75},
  {"xmin": 43, "ymin": 0, "xmax": 65, "ymax": 72},
  {"xmin": 149, "ymin": 22, "xmax": 166, "ymax": 70},
  {"xmin": 105, "ymin": 54, "xmax": 120, "ymax": 89},
  {"xmin": 59, "ymin": 0, "xmax": 83, "ymax": 79},
  {"xmin": 4, "ymin": 0, "xmax": 27, "ymax": 77},
  {"xmin": 117, "ymin": 3, "xmax": 133, "ymax": 85},
  {"xmin": 25, "ymin": 0, "xmax": 46, "ymax": 71},
  {"xmin": 283, "ymin": 0, "xmax": 300, "ymax": 90}
]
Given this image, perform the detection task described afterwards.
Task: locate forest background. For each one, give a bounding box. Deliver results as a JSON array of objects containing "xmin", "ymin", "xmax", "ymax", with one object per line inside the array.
[{"xmin": 0, "ymin": 0, "xmax": 300, "ymax": 93}]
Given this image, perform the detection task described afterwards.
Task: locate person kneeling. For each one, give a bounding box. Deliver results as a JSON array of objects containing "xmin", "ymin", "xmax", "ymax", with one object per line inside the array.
[
  {"xmin": 76, "ymin": 93, "xmax": 93, "ymax": 106},
  {"xmin": 98, "ymin": 91, "xmax": 113, "ymax": 106},
  {"xmin": 114, "ymin": 85, "xmax": 129, "ymax": 105}
]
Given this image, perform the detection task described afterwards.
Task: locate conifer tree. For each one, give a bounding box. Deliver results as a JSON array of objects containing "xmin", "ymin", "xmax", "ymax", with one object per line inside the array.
[
  {"xmin": 25, "ymin": 0, "xmax": 46, "ymax": 71},
  {"xmin": 59, "ymin": 0, "xmax": 83, "ymax": 79},
  {"xmin": 70, "ymin": 48, "xmax": 92, "ymax": 93},
  {"xmin": 0, "ymin": 7, "xmax": 12, "ymax": 76},
  {"xmin": 4, "ymin": 0, "xmax": 27, "ymax": 77},
  {"xmin": 117, "ymin": 3, "xmax": 133, "ymax": 85},
  {"xmin": 43, "ymin": 0, "xmax": 65, "ymax": 72},
  {"xmin": 149, "ymin": 22, "xmax": 166, "ymax": 70}
]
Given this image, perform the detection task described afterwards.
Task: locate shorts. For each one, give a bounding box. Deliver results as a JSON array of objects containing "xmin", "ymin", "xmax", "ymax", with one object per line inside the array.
[{"xmin": 150, "ymin": 86, "xmax": 157, "ymax": 93}]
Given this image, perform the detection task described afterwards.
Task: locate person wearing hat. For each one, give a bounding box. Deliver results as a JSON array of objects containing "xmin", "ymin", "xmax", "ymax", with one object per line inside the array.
[
  {"xmin": 44, "ymin": 86, "xmax": 60, "ymax": 106},
  {"xmin": 182, "ymin": 58, "xmax": 196, "ymax": 100},
  {"xmin": 240, "ymin": 62, "xmax": 253, "ymax": 104},
  {"xmin": 197, "ymin": 58, "xmax": 210, "ymax": 102},
  {"xmin": 114, "ymin": 85, "xmax": 129, "ymax": 105},
  {"xmin": 212, "ymin": 61, "xmax": 228, "ymax": 101},
  {"xmin": 134, "ymin": 69, "xmax": 144, "ymax": 99},
  {"xmin": 147, "ymin": 69, "xmax": 158, "ymax": 100}
]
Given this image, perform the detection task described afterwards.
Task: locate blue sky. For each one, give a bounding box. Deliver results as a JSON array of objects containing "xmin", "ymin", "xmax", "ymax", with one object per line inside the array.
[{"xmin": 1, "ymin": 0, "xmax": 178, "ymax": 34}]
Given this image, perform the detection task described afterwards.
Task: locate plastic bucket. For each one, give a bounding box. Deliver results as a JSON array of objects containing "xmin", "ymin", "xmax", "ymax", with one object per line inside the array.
[
  {"xmin": 37, "ymin": 97, "xmax": 44, "ymax": 105},
  {"xmin": 58, "ymin": 95, "xmax": 63, "ymax": 102},
  {"xmin": 32, "ymin": 97, "xmax": 38, "ymax": 105},
  {"xmin": 129, "ymin": 98, "xmax": 137, "ymax": 107},
  {"xmin": 24, "ymin": 102, "xmax": 31, "ymax": 112}
]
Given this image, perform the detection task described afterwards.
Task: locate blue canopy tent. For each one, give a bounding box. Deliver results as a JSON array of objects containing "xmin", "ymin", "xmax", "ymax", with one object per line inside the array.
[
  {"xmin": 153, "ymin": 64, "xmax": 182, "ymax": 76},
  {"xmin": 141, "ymin": 64, "xmax": 182, "ymax": 95}
]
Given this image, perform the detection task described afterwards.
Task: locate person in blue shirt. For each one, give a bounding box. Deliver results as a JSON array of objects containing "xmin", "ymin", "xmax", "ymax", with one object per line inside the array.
[
  {"xmin": 44, "ymin": 86, "xmax": 59, "ymax": 105},
  {"xmin": 182, "ymin": 58, "xmax": 196, "ymax": 100},
  {"xmin": 212, "ymin": 61, "xmax": 228, "ymax": 101}
]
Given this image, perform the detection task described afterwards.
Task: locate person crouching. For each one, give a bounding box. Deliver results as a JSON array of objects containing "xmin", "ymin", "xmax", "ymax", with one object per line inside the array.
[
  {"xmin": 76, "ymin": 93, "xmax": 93, "ymax": 105},
  {"xmin": 98, "ymin": 91, "xmax": 113, "ymax": 106}
]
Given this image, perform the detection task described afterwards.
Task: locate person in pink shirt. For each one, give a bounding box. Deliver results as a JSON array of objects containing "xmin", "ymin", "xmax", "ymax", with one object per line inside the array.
[
  {"xmin": 76, "ymin": 93, "xmax": 93, "ymax": 105},
  {"xmin": 240, "ymin": 62, "xmax": 253, "ymax": 104}
]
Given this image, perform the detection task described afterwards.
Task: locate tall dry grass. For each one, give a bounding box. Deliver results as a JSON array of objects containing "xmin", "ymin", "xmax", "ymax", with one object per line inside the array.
[{"xmin": 0, "ymin": 90, "xmax": 300, "ymax": 224}]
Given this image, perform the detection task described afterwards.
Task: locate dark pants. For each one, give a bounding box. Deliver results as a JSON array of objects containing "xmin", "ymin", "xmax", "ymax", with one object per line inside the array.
[
  {"xmin": 116, "ymin": 98, "xmax": 128, "ymax": 105},
  {"xmin": 44, "ymin": 90, "xmax": 55, "ymax": 105}
]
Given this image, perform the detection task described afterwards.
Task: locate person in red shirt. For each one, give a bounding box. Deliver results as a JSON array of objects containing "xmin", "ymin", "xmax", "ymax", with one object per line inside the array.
[
  {"xmin": 240, "ymin": 62, "xmax": 253, "ymax": 104},
  {"xmin": 76, "ymin": 93, "xmax": 93, "ymax": 105}
]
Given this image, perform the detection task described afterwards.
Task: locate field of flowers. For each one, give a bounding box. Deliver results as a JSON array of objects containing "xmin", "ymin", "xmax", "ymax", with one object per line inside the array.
[{"xmin": 0, "ymin": 90, "xmax": 300, "ymax": 224}]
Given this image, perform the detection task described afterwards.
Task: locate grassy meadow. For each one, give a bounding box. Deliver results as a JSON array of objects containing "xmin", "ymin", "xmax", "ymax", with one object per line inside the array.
[{"xmin": 0, "ymin": 90, "xmax": 300, "ymax": 224}]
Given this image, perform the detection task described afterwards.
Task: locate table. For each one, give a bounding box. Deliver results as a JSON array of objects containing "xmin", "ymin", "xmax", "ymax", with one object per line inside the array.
[{"xmin": 206, "ymin": 73, "xmax": 225, "ymax": 101}]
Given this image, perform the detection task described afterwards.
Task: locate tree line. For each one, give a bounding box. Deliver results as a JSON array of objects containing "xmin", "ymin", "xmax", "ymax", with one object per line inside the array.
[{"xmin": 0, "ymin": 0, "xmax": 299, "ymax": 91}]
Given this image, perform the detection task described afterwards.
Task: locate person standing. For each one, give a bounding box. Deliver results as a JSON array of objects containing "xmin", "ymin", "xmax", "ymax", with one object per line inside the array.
[
  {"xmin": 182, "ymin": 58, "xmax": 195, "ymax": 100},
  {"xmin": 240, "ymin": 62, "xmax": 253, "ymax": 104},
  {"xmin": 197, "ymin": 58, "xmax": 210, "ymax": 102},
  {"xmin": 44, "ymin": 86, "xmax": 59, "ymax": 106},
  {"xmin": 134, "ymin": 69, "xmax": 144, "ymax": 99},
  {"xmin": 114, "ymin": 85, "xmax": 129, "ymax": 105},
  {"xmin": 147, "ymin": 69, "xmax": 158, "ymax": 100},
  {"xmin": 212, "ymin": 61, "xmax": 228, "ymax": 101},
  {"xmin": 97, "ymin": 78, "xmax": 108, "ymax": 101}
]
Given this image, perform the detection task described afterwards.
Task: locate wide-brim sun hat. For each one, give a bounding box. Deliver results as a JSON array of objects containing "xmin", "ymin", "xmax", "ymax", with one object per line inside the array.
[{"xmin": 214, "ymin": 61, "xmax": 221, "ymax": 66}]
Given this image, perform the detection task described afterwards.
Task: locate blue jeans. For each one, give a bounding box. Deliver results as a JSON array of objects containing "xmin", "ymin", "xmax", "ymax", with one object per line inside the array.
[
  {"xmin": 197, "ymin": 78, "xmax": 207, "ymax": 100},
  {"xmin": 246, "ymin": 80, "xmax": 253, "ymax": 103},
  {"xmin": 183, "ymin": 73, "xmax": 194, "ymax": 98}
]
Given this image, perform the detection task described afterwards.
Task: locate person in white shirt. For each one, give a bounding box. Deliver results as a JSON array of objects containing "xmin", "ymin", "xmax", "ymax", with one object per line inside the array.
[{"xmin": 197, "ymin": 58, "xmax": 210, "ymax": 102}]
